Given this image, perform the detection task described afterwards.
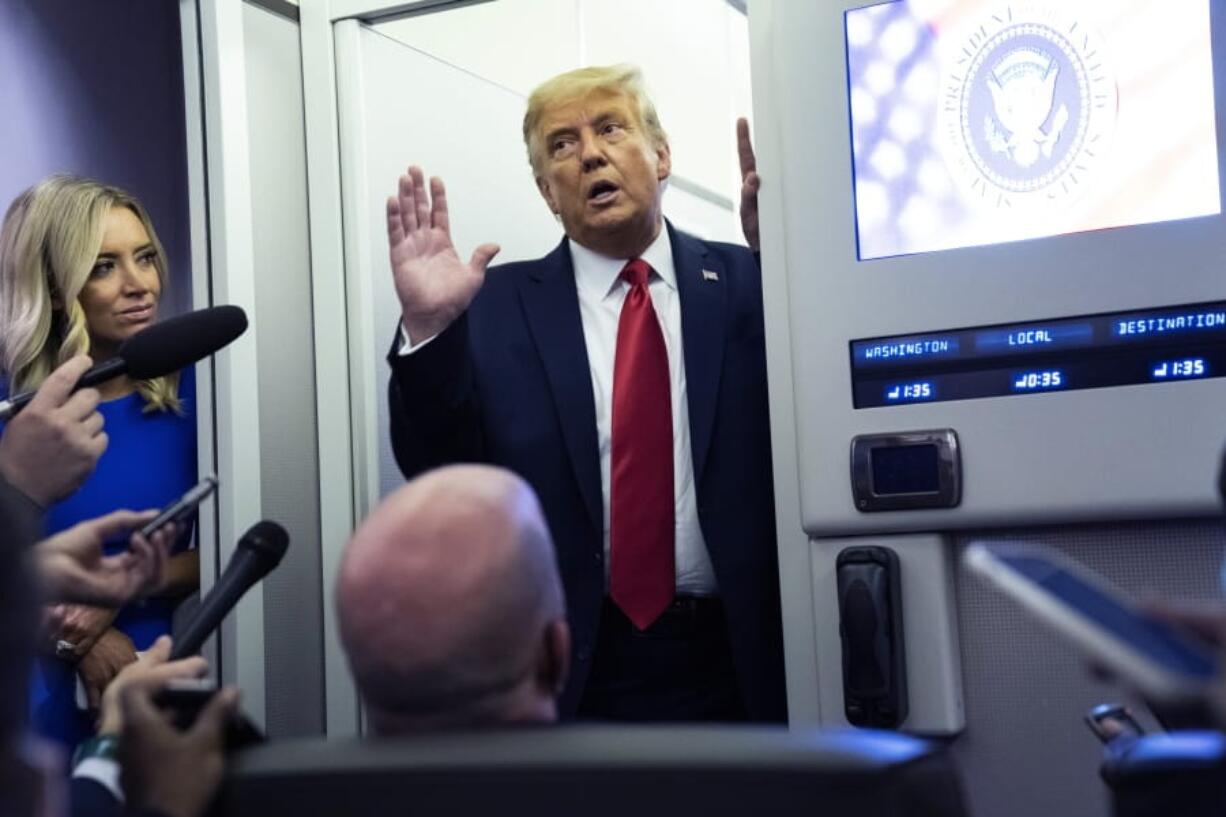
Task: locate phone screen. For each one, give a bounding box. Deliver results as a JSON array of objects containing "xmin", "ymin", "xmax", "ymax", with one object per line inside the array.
[{"xmin": 997, "ymin": 553, "xmax": 1218, "ymax": 679}]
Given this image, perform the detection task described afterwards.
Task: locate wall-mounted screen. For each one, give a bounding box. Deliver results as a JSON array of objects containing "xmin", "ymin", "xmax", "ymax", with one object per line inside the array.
[
  {"xmin": 846, "ymin": 0, "xmax": 1221, "ymax": 260},
  {"xmin": 850, "ymin": 300, "xmax": 1226, "ymax": 408}
]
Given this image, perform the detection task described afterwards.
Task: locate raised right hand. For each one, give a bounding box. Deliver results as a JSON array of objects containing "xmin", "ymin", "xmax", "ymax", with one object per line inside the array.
[
  {"xmin": 388, "ymin": 165, "xmax": 500, "ymax": 345},
  {"xmin": 0, "ymin": 354, "xmax": 106, "ymax": 506}
]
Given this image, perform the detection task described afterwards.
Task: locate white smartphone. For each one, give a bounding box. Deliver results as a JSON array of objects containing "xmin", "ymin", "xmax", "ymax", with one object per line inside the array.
[{"xmin": 964, "ymin": 542, "xmax": 1219, "ymax": 703}]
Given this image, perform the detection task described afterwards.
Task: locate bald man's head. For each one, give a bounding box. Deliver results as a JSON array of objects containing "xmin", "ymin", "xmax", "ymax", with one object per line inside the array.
[{"xmin": 337, "ymin": 465, "xmax": 569, "ymax": 734}]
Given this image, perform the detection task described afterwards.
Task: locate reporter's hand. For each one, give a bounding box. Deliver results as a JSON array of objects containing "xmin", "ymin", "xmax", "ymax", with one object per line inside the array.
[
  {"xmin": 119, "ymin": 672, "xmax": 238, "ymax": 817},
  {"xmin": 388, "ymin": 165, "xmax": 500, "ymax": 344},
  {"xmin": 78, "ymin": 628, "xmax": 138, "ymax": 710},
  {"xmin": 0, "ymin": 355, "xmax": 107, "ymax": 506},
  {"xmin": 43, "ymin": 604, "xmax": 68, "ymax": 643},
  {"xmin": 37, "ymin": 509, "xmax": 175, "ymax": 606},
  {"xmin": 736, "ymin": 117, "xmax": 760, "ymax": 252},
  {"xmin": 1144, "ymin": 600, "xmax": 1226, "ymax": 647},
  {"xmin": 1132, "ymin": 600, "xmax": 1226, "ymax": 729},
  {"xmin": 97, "ymin": 635, "xmax": 208, "ymax": 736},
  {"xmin": 54, "ymin": 604, "xmax": 118, "ymax": 657}
]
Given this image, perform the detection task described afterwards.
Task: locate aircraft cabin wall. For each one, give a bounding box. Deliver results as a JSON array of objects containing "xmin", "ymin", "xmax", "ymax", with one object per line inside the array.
[
  {"xmin": 0, "ymin": 0, "xmax": 331, "ymax": 737},
  {"xmin": 0, "ymin": 0, "xmax": 192, "ymax": 315},
  {"xmin": 10, "ymin": 1, "xmax": 1225, "ymax": 815},
  {"xmin": 751, "ymin": 2, "xmax": 1226, "ymax": 816}
]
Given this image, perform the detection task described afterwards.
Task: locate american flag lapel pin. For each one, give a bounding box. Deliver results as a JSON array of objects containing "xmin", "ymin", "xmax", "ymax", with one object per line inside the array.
[{"xmin": 702, "ymin": 269, "xmax": 719, "ymax": 282}]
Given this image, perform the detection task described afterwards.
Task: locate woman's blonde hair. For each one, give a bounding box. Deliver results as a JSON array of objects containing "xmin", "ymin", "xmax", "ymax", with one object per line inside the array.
[
  {"xmin": 0, "ymin": 175, "xmax": 181, "ymax": 413},
  {"xmin": 522, "ymin": 64, "xmax": 668, "ymax": 175}
]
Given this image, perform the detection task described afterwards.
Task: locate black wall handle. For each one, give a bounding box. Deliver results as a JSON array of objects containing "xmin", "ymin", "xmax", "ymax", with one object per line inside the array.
[{"xmin": 837, "ymin": 545, "xmax": 908, "ymax": 728}]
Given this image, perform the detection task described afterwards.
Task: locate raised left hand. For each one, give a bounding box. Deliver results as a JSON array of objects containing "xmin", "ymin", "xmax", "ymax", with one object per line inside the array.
[{"xmin": 737, "ymin": 117, "xmax": 760, "ymax": 252}]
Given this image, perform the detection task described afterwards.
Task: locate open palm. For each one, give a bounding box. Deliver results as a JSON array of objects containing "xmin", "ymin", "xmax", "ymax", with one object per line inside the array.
[{"xmin": 388, "ymin": 166, "xmax": 500, "ymax": 344}]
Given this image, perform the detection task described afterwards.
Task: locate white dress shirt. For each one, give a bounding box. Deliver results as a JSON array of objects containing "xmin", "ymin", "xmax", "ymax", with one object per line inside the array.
[
  {"xmin": 398, "ymin": 227, "xmax": 718, "ymax": 595},
  {"xmin": 72, "ymin": 757, "xmax": 124, "ymax": 803},
  {"xmin": 570, "ymin": 230, "xmax": 717, "ymax": 596}
]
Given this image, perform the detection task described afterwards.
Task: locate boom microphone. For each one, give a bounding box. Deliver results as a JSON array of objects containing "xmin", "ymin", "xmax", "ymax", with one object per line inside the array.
[
  {"xmin": 170, "ymin": 520, "xmax": 289, "ymax": 661},
  {"xmin": 0, "ymin": 304, "xmax": 248, "ymax": 420}
]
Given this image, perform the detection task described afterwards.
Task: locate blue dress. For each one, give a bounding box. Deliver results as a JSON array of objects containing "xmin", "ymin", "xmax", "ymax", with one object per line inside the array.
[{"xmin": 1, "ymin": 368, "xmax": 197, "ymax": 753}]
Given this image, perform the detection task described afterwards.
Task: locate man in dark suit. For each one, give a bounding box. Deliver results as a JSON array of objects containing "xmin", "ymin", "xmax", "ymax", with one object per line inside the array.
[{"xmin": 386, "ymin": 65, "xmax": 784, "ymax": 722}]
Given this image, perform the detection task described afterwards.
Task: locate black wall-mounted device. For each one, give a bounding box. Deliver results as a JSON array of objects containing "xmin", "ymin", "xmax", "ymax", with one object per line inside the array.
[
  {"xmin": 837, "ymin": 545, "xmax": 907, "ymax": 728},
  {"xmin": 851, "ymin": 429, "xmax": 961, "ymax": 512}
]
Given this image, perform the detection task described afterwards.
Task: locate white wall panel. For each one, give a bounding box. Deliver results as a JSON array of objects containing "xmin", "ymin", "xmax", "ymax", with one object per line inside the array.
[
  {"xmin": 582, "ymin": 0, "xmax": 739, "ymax": 199},
  {"xmin": 374, "ymin": 0, "xmax": 579, "ymax": 97},
  {"xmin": 197, "ymin": 0, "xmax": 266, "ymax": 727},
  {"xmin": 339, "ymin": 23, "xmax": 564, "ymax": 513},
  {"xmin": 375, "ymin": 0, "xmax": 750, "ymax": 218},
  {"xmin": 662, "ymin": 184, "xmax": 740, "ymax": 245},
  {"xmin": 243, "ymin": 0, "xmax": 325, "ymax": 739}
]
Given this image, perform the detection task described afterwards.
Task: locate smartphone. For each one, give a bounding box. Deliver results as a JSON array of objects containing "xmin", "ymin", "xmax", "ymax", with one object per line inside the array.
[
  {"xmin": 153, "ymin": 677, "xmax": 264, "ymax": 748},
  {"xmin": 1084, "ymin": 702, "xmax": 1145, "ymax": 744},
  {"xmin": 154, "ymin": 677, "xmax": 218, "ymax": 729},
  {"xmin": 139, "ymin": 475, "xmax": 217, "ymax": 539},
  {"xmin": 964, "ymin": 542, "xmax": 1220, "ymax": 704}
]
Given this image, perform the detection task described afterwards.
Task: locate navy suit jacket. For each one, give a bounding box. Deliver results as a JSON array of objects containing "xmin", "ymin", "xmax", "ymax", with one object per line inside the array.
[
  {"xmin": 70, "ymin": 778, "xmax": 122, "ymax": 817},
  {"xmin": 70, "ymin": 776, "xmax": 171, "ymax": 817},
  {"xmin": 387, "ymin": 222, "xmax": 786, "ymax": 722}
]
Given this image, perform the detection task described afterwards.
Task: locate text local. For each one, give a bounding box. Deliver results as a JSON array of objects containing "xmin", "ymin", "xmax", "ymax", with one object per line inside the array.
[{"xmin": 1007, "ymin": 329, "xmax": 1053, "ymax": 346}]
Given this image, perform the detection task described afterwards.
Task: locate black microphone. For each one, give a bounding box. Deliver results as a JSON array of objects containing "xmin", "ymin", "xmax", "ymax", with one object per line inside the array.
[
  {"xmin": 170, "ymin": 521, "xmax": 289, "ymax": 661},
  {"xmin": 0, "ymin": 304, "xmax": 248, "ymax": 420}
]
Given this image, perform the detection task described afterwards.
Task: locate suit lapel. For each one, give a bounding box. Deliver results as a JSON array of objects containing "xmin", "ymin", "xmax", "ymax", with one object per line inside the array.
[
  {"xmin": 518, "ymin": 239, "xmax": 603, "ymax": 533},
  {"xmin": 670, "ymin": 223, "xmax": 725, "ymax": 487}
]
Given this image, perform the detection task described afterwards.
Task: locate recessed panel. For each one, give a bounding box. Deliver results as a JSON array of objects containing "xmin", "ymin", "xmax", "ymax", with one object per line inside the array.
[{"xmin": 851, "ymin": 430, "xmax": 961, "ymax": 511}]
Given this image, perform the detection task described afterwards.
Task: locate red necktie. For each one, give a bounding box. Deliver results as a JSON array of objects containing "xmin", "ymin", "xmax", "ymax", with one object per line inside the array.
[{"xmin": 609, "ymin": 258, "xmax": 674, "ymax": 630}]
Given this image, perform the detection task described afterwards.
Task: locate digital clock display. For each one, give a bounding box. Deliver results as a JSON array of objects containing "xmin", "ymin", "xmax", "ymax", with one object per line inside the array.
[
  {"xmin": 885, "ymin": 382, "xmax": 934, "ymax": 402},
  {"xmin": 1152, "ymin": 359, "xmax": 1207, "ymax": 379},
  {"xmin": 1012, "ymin": 371, "xmax": 1064, "ymax": 391},
  {"xmin": 851, "ymin": 301, "xmax": 1226, "ymax": 408}
]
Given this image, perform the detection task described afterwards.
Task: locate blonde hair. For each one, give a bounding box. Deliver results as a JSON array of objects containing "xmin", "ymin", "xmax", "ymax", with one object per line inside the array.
[
  {"xmin": 0, "ymin": 175, "xmax": 181, "ymax": 413},
  {"xmin": 522, "ymin": 64, "xmax": 668, "ymax": 175}
]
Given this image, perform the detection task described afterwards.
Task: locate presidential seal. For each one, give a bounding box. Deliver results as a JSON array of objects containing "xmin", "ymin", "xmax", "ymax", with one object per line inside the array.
[{"xmin": 938, "ymin": 3, "xmax": 1117, "ymax": 209}]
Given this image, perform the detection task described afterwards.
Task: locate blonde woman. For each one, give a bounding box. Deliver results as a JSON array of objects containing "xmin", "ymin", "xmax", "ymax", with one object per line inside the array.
[{"xmin": 0, "ymin": 175, "xmax": 198, "ymax": 755}]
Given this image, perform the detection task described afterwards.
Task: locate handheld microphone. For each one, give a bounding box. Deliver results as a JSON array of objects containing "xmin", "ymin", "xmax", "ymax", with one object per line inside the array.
[
  {"xmin": 169, "ymin": 520, "xmax": 289, "ymax": 661},
  {"xmin": 0, "ymin": 304, "xmax": 248, "ymax": 420}
]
